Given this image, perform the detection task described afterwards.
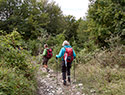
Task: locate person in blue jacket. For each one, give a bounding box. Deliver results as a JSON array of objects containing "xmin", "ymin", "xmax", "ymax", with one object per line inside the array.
[{"xmin": 56, "ymin": 40, "xmax": 76, "ymax": 85}]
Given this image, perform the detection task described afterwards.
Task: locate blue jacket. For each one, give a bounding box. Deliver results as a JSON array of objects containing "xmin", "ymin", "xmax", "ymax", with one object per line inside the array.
[{"xmin": 56, "ymin": 45, "xmax": 76, "ymax": 60}]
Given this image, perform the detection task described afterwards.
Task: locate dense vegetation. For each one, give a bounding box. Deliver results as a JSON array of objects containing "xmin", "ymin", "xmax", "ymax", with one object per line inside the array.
[{"xmin": 0, "ymin": 0, "xmax": 124, "ymax": 95}]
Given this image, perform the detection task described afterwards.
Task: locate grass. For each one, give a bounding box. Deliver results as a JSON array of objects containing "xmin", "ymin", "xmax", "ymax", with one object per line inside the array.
[
  {"xmin": 75, "ymin": 62, "xmax": 125, "ymax": 95},
  {"xmin": 74, "ymin": 45, "xmax": 125, "ymax": 95}
]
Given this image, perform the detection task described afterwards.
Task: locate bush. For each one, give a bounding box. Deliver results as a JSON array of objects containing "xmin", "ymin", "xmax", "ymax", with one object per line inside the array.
[
  {"xmin": 0, "ymin": 67, "xmax": 36, "ymax": 95},
  {"xmin": 0, "ymin": 30, "xmax": 37, "ymax": 94},
  {"xmin": 0, "ymin": 30, "xmax": 30, "ymax": 70},
  {"xmin": 75, "ymin": 34, "xmax": 125, "ymax": 95}
]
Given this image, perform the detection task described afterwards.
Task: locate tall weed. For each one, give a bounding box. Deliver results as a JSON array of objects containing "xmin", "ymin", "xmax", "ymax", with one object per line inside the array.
[{"xmin": 75, "ymin": 34, "xmax": 125, "ymax": 95}]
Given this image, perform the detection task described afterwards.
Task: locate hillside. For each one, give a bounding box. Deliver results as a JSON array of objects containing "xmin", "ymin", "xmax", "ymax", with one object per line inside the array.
[{"xmin": 0, "ymin": 0, "xmax": 124, "ymax": 95}]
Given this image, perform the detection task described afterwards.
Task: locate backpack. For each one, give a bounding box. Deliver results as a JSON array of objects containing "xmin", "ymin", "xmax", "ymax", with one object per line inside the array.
[
  {"xmin": 63, "ymin": 47, "xmax": 74, "ymax": 62},
  {"xmin": 46, "ymin": 48, "xmax": 53, "ymax": 59}
]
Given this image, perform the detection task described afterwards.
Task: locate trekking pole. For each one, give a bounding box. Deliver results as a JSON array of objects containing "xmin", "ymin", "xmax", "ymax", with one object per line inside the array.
[{"xmin": 73, "ymin": 59, "xmax": 76, "ymax": 83}]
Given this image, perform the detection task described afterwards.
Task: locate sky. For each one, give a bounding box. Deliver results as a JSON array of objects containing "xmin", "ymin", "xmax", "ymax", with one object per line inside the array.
[{"xmin": 52, "ymin": 0, "xmax": 90, "ymax": 19}]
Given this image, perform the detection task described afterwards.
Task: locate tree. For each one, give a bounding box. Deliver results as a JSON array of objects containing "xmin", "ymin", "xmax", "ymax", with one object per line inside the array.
[
  {"xmin": 76, "ymin": 19, "xmax": 89, "ymax": 48},
  {"xmin": 87, "ymin": 0, "xmax": 125, "ymax": 47},
  {"xmin": 63, "ymin": 15, "xmax": 79, "ymax": 43},
  {"xmin": 0, "ymin": 0, "xmax": 65, "ymax": 39}
]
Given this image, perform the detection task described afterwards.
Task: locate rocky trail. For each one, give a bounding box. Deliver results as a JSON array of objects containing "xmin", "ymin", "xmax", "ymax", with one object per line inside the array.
[{"xmin": 36, "ymin": 66, "xmax": 85, "ymax": 95}]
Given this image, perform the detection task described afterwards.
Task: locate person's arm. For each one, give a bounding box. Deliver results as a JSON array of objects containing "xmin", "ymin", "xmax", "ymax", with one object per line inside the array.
[
  {"xmin": 73, "ymin": 49, "xmax": 76, "ymax": 59},
  {"xmin": 42, "ymin": 49, "xmax": 47, "ymax": 56},
  {"xmin": 56, "ymin": 47, "xmax": 64, "ymax": 58}
]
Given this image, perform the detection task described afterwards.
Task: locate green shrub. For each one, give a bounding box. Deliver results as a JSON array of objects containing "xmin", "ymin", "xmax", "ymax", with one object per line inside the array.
[
  {"xmin": 0, "ymin": 30, "xmax": 30, "ymax": 70},
  {"xmin": 0, "ymin": 30, "xmax": 37, "ymax": 95},
  {"xmin": 75, "ymin": 34, "xmax": 125, "ymax": 95},
  {"xmin": 0, "ymin": 67, "xmax": 36, "ymax": 95},
  {"xmin": 26, "ymin": 39, "xmax": 42, "ymax": 56}
]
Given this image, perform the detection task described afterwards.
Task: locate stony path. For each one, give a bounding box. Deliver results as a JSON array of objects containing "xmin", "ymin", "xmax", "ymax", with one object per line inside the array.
[{"xmin": 36, "ymin": 66, "xmax": 85, "ymax": 95}]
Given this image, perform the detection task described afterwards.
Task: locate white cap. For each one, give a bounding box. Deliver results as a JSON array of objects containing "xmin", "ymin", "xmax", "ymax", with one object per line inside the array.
[
  {"xmin": 62, "ymin": 40, "xmax": 70, "ymax": 46},
  {"xmin": 44, "ymin": 44, "xmax": 48, "ymax": 48}
]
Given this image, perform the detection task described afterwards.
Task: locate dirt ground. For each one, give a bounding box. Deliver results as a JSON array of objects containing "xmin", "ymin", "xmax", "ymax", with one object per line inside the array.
[{"xmin": 36, "ymin": 66, "xmax": 84, "ymax": 95}]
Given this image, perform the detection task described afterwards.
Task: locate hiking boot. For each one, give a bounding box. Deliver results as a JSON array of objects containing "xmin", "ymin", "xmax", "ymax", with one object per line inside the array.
[
  {"xmin": 46, "ymin": 68, "xmax": 49, "ymax": 72},
  {"xmin": 68, "ymin": 77, "xmax": 71, "ymax": 83},
  {"xmin": 63, "ymin": 80, "xmax": 67, "ymax": 85}
]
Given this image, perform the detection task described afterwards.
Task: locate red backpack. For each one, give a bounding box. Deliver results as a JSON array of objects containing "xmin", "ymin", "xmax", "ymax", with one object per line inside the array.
[
  {"xmin": 46, "ymin": 48, "xmax": 53, "ymax": 59},
  {"xmin": 63, "ymin": 47, "xmax": 74, "ymax": 62}
]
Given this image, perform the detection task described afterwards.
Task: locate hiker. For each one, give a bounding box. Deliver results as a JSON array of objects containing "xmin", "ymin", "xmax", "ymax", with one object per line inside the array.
[
  {"xmin": 56, "ymin": 40, "xmax": 76, "ymax": 85},
  {"xmin": 42, "ymin": 44, "xmax": 53, "ymax": 72}
]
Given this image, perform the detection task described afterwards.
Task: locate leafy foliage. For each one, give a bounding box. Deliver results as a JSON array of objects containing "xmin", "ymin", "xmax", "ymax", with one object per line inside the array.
[
  {"xmin": 0, "ymin": 67, "xmax": 36, "ymax": 95},
  {"xmin": 0, "ymin": 0, "xmax": 64, "ymax": 39},
  {"xmin": 87, "ymin": 0, "xmax": 125, "ymax": 47},
  {"xmin": 0, "ymin": 30, "xmax": 36, "ymax": 94},
  {"xmin": 0, "ymin": 29, "xmax": 28, "ymax": 70},
  {"xmin": 0, "ymin": 0, "xmax": 125, "ymax": 94},
  {"xmin": 75, "ymin": 35, "xmax": 125, "ymax": 95}
]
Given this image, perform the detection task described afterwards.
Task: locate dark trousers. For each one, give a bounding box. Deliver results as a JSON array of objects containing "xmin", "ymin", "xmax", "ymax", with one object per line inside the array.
[
  {"xmin": 43, "ymin": 57, "xmax": 49, "ymax": 65},
  {"xmin": 61, "ymin": 61, "xmax": 71, "ymax": 80}
]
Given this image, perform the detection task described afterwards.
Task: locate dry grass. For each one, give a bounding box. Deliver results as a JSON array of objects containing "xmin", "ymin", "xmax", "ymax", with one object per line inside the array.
[{"xmin": 74, "ymin": 45, "xmax": 125, "ymax": 95}]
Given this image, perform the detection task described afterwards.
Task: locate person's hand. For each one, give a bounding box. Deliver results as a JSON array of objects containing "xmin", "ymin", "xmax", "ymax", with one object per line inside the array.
[{"xmin": 56, "ymin": 55, "xmax": 58, "ymax": 59}]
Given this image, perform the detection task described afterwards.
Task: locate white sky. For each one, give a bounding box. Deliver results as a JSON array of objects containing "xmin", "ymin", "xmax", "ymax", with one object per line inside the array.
[{"xmin": 52, "ymin": 0, "xmax": 90, "ymax": 19}]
